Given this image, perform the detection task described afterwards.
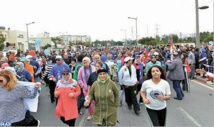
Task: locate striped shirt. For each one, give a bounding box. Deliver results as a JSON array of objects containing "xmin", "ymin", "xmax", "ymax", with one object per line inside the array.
[
  {"xmin": 41, "ymin": 63, "xmax": 55, "ymax": 80},
  {"xmin": 0, "ymin": 83, "xmax": 38, "ymax": 123}
]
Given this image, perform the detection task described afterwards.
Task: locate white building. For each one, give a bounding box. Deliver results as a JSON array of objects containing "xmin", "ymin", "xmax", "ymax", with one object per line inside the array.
[
  {"xmin": 0, "ymin": 26, "xmax": 54, "ymax": 52},
  {"xmin": 60, "ymin": 35, "xmax": 91, "ymax": 45}
]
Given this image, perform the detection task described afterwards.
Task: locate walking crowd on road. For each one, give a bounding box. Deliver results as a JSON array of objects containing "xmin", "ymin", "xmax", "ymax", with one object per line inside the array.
[{"xmin": 0, "ymin": 41, "xmax": 214, "ymax": 126}]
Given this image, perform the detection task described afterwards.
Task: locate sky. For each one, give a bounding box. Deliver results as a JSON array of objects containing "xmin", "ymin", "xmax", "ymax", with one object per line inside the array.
[{"xmin": 1, "ymin": 0, "xmax": 213, "ymax": 41}]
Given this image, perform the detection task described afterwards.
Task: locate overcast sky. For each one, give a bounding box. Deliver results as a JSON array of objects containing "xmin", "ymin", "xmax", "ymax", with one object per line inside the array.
[{"xmin": 1, "ymin": 0, "xmax": 213, "ymax": 41}]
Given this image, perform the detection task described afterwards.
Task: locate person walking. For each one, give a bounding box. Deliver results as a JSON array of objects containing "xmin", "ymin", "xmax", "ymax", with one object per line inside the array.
[
  {"xmin": 0, "ymin": 70, "xmax": 41, "ymax": 126},
  {"xmin": 84, "ymin": 68, "xmax": 119, "ymax": 126},
  {"xmin": 40, "ymin": 56, "xmax": 57, "ymax": 103},
  {"xmin": 141, "ymin": 65, "xmax": 171, "ymax": 127},
  {"xmin": 167, "ymin": 52, "xmax": 185, "ymax": 100},
  {"xmin": 78, "ymin": 57, "xmax": 96, "ymax": 120},
  {"xmin": 55, "ymin": 69, "xmax": 81, "ymax": 126},
  {"xmin": 118, "ymin": 56, "xmax": 141, "ymax": 115}
]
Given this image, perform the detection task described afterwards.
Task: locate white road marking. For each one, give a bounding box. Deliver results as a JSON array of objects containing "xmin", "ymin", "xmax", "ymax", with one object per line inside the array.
[
  {"xmin": 190, "ymin": 80, "xmax": 213, "ymax": 90},
  {"xmin": 178, "ymin": 107, "xmax": 202, "ymax": 127},
  {"xmin": 78, "ymin": 112, "xmax": 88, "ymax": 127}
]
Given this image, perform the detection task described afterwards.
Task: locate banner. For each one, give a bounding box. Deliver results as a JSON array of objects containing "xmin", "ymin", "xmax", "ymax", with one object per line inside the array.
[
  {"xmin": 18, "ymin": 81, "xmax": 40, "ymax": 112},
  {"xmin": 170, "ymin": 38, "xmax": 175, "ymax": 60}
]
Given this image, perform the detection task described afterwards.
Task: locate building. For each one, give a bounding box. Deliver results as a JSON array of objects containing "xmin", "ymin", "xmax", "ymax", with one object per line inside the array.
[
  {"xmin": 0, "ymin": 26, "xmax": 54, "ymax": 52},
  {"xmin": 0, "ymin": 27, "xmax": 28, "ymax": 52},
  {"xmin": 60, "ymin": 35, "xmax": 91, "ymax": 45}
]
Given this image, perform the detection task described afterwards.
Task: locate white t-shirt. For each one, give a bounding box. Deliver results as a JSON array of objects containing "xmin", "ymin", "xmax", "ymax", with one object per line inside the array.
[{"xmin": 141, "ymin": 79, "xmax": 171, "ymax": 110}]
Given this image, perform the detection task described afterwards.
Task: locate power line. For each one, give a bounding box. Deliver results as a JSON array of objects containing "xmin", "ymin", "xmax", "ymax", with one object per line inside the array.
[{"xmin": 199, "ymin": 0, "xmax": 213, "ymax": 6}]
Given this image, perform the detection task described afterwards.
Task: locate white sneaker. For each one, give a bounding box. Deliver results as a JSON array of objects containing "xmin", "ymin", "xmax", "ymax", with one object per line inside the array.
[{"xmin": 37, "ymin": 120, "xmax": 40, "ymax": 127}]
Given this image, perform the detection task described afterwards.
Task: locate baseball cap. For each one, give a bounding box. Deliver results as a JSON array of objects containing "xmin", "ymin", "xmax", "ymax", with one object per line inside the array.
[
  {"xmin": 124, "ymin": 57, "xmax": 134, "ymax": 62},
  {"xmin": 26, "ymin": 55, "xmax": 33, "ymax": 59},
  {"xmin": 55, "ymin": 55, "xmax": 62, "ymax": 60},
  {"xmin": 62, "ymin": 69, "xmax": 70, "ymax": 74},
  {"xmin": 154, "ymin": 52, "xmax": 159, "ymax": 56}
]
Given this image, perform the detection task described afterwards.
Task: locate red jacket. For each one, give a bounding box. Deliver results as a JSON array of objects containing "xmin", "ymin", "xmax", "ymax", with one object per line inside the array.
[
  {"xmin": 184, "ymin": 59, "xmax": 191, "ymax": 73},
  {"xmin": 55, "ymin": 79, "xmax": 81, "ymax": 120}
]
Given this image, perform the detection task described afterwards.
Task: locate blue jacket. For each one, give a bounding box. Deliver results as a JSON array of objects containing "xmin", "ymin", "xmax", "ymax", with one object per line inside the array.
[
  {"xmin": 16, "ymin": 62, "xmax": 32, "ymax": 82},
  {"xmin": 199, "ymin": 48, "xmax": 207, "ymax": 65},
  {"xmin": 30, "ymin": 60, "xmax": 40, "ymax": 74}
]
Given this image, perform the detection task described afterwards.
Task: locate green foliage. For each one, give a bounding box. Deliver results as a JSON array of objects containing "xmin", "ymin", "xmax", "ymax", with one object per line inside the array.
[
  {"xmin": 161, "ymin": 35, "xmax": 169, "ymax": 44},
  {"xmin": 85, "ymin": 41, "xmax": 90, "ymax": 47},
  {"xmin": 138, "ymin": 37, "xmax": 157, "ymax": 46},
  {"xmin": 200, "ymin": 32, "xmax": 213, "ymax": 42},
  {"xmin": 51, "ymin": 37, "xmax": 62, "ymax": 48},
  {"xmin": 0, "ymin": 32, "xmax": 5, "ymax": 51},
  {"xmin": 43, "ymin": 44, "xmax": 51, "ymax": 49}
]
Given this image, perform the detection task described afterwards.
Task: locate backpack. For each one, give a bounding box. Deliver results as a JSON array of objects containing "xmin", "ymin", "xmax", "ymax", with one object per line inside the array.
[{"xmin": 73, "ymin": 63, "xmax": 82, "ymax": 81}]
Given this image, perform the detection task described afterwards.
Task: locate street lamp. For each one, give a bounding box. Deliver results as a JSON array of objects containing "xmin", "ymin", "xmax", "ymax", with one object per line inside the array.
[
  {"xmin": 195, "ymin": 0, "xmax": 209, "ymax": 48},
  {"xmin": 128, "ymin": 17, "xmax": 138, "ymax": 45},
  {"xmin": 121, "ymin": 29, "xmax": 127, "ymax": 46},
  {"xmin": 26, "ymin": 22, "xmax": 35, "ymax": 50}
]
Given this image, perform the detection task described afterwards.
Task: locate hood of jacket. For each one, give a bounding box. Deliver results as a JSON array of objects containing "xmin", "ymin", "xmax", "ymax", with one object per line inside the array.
[{"xmin": 16, "ymin": 62, "xmax": 24, "ymax": 72}]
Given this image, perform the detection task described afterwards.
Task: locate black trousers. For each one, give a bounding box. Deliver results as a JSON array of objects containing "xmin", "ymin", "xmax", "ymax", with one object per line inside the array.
[
  {"xmin": 124, "ymin": 85, "xmax": 140, "ymax": 112},
  {"xmin": 49, "ymin": 80, "xmax": 56, "ymax": 102},
  {"xmin": 146, "ymin": 107, "xmax": 167, "ymax": 127},
  {"xmin": 60, "ymin": 117, "xmax": 76, "ymax": 126},
  {"xmin": 136, "ymin": 84, "xmax": 143, "ymax": 103},
  {"xmin": 11, "ymin": 110, "xmax": 38, "ymax": 126}
]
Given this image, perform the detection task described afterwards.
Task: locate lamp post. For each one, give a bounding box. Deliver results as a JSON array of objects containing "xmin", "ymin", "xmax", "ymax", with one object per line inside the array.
[
  {"xmin": 128, "ymin": 17, "xmax": 138, "ymax": 45},
  {"xmin": 121, "ymin": 29, "xmax": 127, "ymax": 46},
  {"xmin": 195, "ymin": 0, "xmax": 209, "ymax": 48},
  {"xmin": 26, "ymin": 22, "xmax": 35, "ymax": 50}
]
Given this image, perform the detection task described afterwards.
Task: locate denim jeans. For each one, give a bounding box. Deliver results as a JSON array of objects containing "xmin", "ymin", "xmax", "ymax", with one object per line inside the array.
[{"xmin": 173, "ymin": 80, "xmax": 184, "ymax": 99}]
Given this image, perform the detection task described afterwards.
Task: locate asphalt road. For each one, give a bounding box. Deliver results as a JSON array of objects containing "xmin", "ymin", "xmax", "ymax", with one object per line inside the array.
[{"xmin": 32, "ymin": 80, "xmax": 214, "ymax": 127}]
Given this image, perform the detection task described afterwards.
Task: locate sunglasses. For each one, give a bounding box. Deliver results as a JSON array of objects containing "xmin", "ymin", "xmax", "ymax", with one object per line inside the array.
[
  {"xmin": 62, "ymin": 73, "xmax": 69, "ymax": 76},
  {"xmin": 56, "ymin": 59, "xmax": 61, "ymax": 61},
  {"xmin": 0, "ymin": 80, "xmax": 3, "ymax": 83}
]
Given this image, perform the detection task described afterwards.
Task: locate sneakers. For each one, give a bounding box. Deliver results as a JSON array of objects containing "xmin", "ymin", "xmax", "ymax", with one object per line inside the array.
[
  {"xmin": 87, "ymin": 115, "xmax": 93, "ymax": 120},
  {"xmin": 37, "ymin": 120, "xmax": 40, "ymax": 127},
  {"xmin": 135, "ymin": 110, "xmax": 140, "ymax": 115},
  {"xmin": 128, "ymin": 106, "xmax": 132, "ymax": 110}
]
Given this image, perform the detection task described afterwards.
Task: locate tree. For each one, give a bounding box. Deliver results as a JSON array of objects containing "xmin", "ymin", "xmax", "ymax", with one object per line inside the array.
[
  {"xmin": 0, "ymin": 32, "xmax": 5, "ymax": 51},
  {"xmin": 138, "ymin": 37, "xmax": 157, "ymax": 46},
  {"xmin": 43, "ymin": 44, "xmax": 51, "ymax": 49},
  {"xmin": 155, "ymin": 35, "xmax": 161, "ymax": 42},
  {"xmin": 161, "ymin": 35, "xmax": 170, "ymax": 44},
  {"xmin": 171, "ymin": 34, "xmax": 179, "ymax": 43}
]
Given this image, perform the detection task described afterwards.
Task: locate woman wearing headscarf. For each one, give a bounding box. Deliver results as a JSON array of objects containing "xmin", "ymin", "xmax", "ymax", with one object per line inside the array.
[
  {"xmin": 84, "ymin": 68, "xmax": 120, "ymax": 126},
  {"xmin": 55, "ymin": 69, "xmax": 81, "ymax": 126},
  {"xmin": 141, "ymin": 65, "xmax": 171, "ymax": 127},
  {"xmin": 78, "ymin": 57, "xmax": 96, "ymax": 120},
  {"xmin": 0, "ymin": 70, "xmax": 41, "ymax": 126}
]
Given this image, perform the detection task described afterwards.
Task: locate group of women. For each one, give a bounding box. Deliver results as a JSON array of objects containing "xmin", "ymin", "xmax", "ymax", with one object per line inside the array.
[
  {"xmin": 54, "ymin": 56, "xmax": 171, "ymax": 126},
  {"xmin": 0, "ymin": 54, "xmax": 172, "ymax": 127}
]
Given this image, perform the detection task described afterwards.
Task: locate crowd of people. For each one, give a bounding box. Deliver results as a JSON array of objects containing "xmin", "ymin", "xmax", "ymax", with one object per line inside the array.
[{"xmin": 0, "ymin": 41, "xmax": 213, "ymax": 126}]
